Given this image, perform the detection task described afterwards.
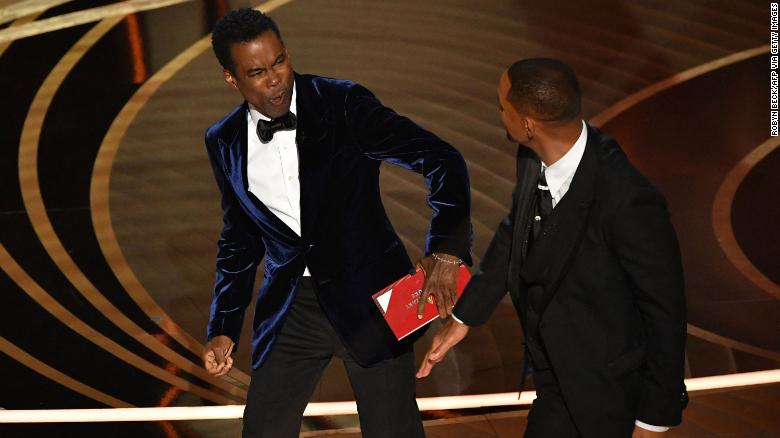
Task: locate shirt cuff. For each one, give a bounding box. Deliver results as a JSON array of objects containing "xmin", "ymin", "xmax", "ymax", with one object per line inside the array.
[
  {"xmin": 635, "ymin": 420, "xmax": 669, "ymax": 432},
  {"xmin": 451, "ymin": 312, "xmax": 466, "ymax": 325}
]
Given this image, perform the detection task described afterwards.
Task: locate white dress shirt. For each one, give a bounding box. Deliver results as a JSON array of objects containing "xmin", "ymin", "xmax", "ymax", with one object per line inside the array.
[
  {"xmin": 246, "ymin": 83, "xmax": 310, "ymax": 276},
  {"xmin": 541, "ymin": 120, "xmax": 587, "ymax": 208},
  {"xmin": 456, "ymin": 120, "xmax": 668, "ymax": 432}
]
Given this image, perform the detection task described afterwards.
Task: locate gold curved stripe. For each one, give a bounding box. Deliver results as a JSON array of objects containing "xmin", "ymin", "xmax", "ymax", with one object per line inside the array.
[
  {"xmin": 591, "ymin": 45, "xmax": 769, "ymax": 127},
  {"xmin": 0, "ymin": 243, "xmax": 233, "ymax": 404},
  {"xmin": 687, "ymin": 324, "xmax": 780, "ymax": 363},
  {"xmin": 16, "ymin": 17, "xmax": 242, "ymax": 403},
  {"xmin": 0, "ymin": 10, "xmax": 42, "ymax": 57},
  {"xmin": 90, "ymin": 0, "xmax": 295, "ymax": 387},
  {"xmin": 0, "ymin": 335, "xmax": 133, "ymax": 408},
  {"xmin": 0, "ymin": 0, "xmax": 72, "ymax": 26},
  {"xmin": 0, "ymin": 0, "xmax": 194, "ymax": 43},
  {"xmin": 712, "ymin": 139, "xmax": 780, "ymax": 299}
]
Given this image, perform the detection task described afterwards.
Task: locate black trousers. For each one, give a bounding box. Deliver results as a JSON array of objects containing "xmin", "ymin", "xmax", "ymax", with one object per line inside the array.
[
  {"xmin": 242, "ymin": 277, "xmax": 425, "ymax": 438},
  {"xmin": 524, "ymin": 367, "xmax": 582, "ymax": 438}
]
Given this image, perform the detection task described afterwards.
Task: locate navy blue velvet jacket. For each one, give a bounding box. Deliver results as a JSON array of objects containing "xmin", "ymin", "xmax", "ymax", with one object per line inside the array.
[{"xmin": 205, "ymin": 73, "xmax": 472, "ymax": 369}]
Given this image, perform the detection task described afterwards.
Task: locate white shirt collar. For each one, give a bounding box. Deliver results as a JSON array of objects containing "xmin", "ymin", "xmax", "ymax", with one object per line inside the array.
[
  {"xmin": 542, "ymin": 120, "xmax": 587, "ymax": 203},
  {"xmin": 248, "ymin": 80, "xmax": 297, "ymax": 123}
]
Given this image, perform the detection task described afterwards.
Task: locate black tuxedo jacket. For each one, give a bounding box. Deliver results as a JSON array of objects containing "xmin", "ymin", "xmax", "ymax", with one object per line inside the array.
[
  {"xmin": 205, "ymin": 73, "xmax": 472, "ymax": 369},
  {"xmin": 455, "ymin": 125, "xmax": 687, "ymax": 436}
]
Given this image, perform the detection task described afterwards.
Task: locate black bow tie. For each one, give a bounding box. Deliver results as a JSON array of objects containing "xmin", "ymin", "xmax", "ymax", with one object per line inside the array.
[{"xmin": 256, "ymin": 112, "xmax": 297, "ymax": 143}]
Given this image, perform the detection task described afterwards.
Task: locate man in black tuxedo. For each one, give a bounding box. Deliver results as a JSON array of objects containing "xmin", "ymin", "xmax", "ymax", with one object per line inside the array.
[
  {"xmin": 417, "ymin": 59, "xmax": 687, "ymax": 437},
  {"xmin": 200, "ymin": 8, "xmax": 472, "ymax": 438}
]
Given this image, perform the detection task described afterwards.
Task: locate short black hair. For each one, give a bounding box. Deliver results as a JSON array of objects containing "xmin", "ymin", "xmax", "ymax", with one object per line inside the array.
[
  {"xmin": 506, "ymin": 58, "xmax": 581, "ymax": 122},
  {"xmin": 211, "ymin": 8, "xmax": 283, "ymax": 73}
]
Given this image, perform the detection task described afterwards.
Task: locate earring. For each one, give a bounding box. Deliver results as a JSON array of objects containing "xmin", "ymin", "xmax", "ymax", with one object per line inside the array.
[{"xmin": 524, "ymin": 121, "xmax": 533, "ymax": 141}]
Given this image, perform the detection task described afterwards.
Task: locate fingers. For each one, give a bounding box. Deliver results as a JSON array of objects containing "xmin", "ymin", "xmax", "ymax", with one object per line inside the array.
[
  {"xmin": 203, "ymin": 336, "xmax": 235, "ymax": 376},
  {"xmin": 214, "ymin": 356, "xmax": 234, "ymax": 377},
  {"xmin": 449, "ymin": 278, "xmax": 459, "ymax": 305},
  {"xmin": 204, "ymin": 350, "xmax": 225, "ymax": 376},
  {"xmin": 417, "ymin": 256, "xmax": 461, "ymax": 318},
  {"xmin": 416, "ymin": 339, "xmax": 450, "ymax": 378},
  {"xmin": 417, "ymin": 287, "xmax": 428, "ymax": 319},
  {"xmin": 214, "ymin": 346, "xmax": 225, "ymax": 365},
  {"xmin": 204, "ymin": 349, "xmax": 234, "ymax": 377},
  {"xmin": 420, "ymin": 284, "xmax": 457, "ymax": 319},
  {"xmin": 203, "ymin": 350, "xmax": 217, "ymax": 374},
  {"xmin": 416, "ymin": 351, "xmax": 436, "ymax": 378},
  {"xmin": 434, "ymin": 287, "xmax": 449, "ymax": 318}
]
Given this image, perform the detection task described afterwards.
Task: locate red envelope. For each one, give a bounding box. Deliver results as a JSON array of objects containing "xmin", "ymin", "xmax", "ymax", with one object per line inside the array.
[{"xmin": 372, "ymin": 265, "xmax": 471, "ymax": 340}]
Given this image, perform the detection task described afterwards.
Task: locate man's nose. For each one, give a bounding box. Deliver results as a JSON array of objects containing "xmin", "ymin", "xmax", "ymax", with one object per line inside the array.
[{"xmin": 267, "ymin": 69, "xmax": 280, "ymax": 87}]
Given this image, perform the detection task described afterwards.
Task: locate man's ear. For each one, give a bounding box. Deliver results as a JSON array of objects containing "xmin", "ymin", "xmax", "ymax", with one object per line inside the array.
[
  {"xmin": 523, "ymin": 117, "xmax": 536, "ymax": 141},
  {"xmin": 224, "ymin": 69, "xmax": 238, "ymax": 90}
]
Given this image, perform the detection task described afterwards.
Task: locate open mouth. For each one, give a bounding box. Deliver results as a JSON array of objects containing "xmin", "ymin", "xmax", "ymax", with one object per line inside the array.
[{"xmin": 269, "ymin": 91, "xmax": 286, "ymax": 105}]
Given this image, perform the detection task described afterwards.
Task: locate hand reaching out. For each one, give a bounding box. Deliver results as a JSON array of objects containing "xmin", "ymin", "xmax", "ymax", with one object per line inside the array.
[{"xmin": 416, "ymin": 317, "xmax": 469, "ymax": 378}]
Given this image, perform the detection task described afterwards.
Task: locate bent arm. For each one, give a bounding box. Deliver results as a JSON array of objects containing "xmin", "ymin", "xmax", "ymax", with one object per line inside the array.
[{"xmin": 344, "ymin": 84, "xmax": 472, "ymax": 265}]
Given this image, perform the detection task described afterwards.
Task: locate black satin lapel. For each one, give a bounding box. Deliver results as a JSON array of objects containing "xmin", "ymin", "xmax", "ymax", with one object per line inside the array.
[
  {"xmin": 509, "ymin": 152, "xmax": 540, "ymax": 274},
  {"xmin": 295, "ymin": 73, "xmax": 333, "ymax": 240},
  {"xmin": 519, "ymin": 139, "xmax": 599, "ymax": 298},
  {"xmin": 507, "ymin": 152, "xmax": 540, "ymax": 317},
  {"xmin": 223, "ymin": 102, "xmax": 300, "ymax": 242},
  {"xmin": 218, "ymin": 104, "xmax": 249, "ymax": 193}
]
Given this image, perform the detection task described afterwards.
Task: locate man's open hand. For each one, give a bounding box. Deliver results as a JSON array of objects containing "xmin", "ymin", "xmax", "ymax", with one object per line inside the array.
[
  {"xmin": 416, "ymin": 253, "xmax": 461, "ymax": 318},
  {"xmin": 416, "ymin": 317, "xmax": 469, "ymax": 378},
  {"xmin": 203, "ymin": 335, "xmax": 235, "ymax": 377}
]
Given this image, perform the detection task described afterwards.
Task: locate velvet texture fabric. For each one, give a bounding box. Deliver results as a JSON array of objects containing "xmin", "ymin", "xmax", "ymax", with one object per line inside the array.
[
  {"xmin": 205, "ymin": 73, "xmax": 472, "ymax": 369},
  {"xmin": 454, "ymin": 125, "xmax": 687, "ymax": 436}
]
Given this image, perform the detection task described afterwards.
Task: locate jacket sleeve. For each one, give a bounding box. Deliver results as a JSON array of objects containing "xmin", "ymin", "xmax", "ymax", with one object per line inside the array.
[
  {"xmin": 204, "ymin": 132, "xmax": 264, "ymax": 346},
  {"xmin": 611, "ymin": 187, "xmax": 687, "ymax": 426},
  {"xmin": 452, "ymin": 147, "xmax": 528, "ymax": 326},
  {"xmin": 343, "ymin": 84, "xmax": 472, "ymax": 265},
  {"xmin": 451, "ymin": 207, "xmax": 514, "ymax": 326}
]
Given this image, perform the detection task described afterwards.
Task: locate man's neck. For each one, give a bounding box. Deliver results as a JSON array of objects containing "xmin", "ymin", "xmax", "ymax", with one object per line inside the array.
[{"xmin": 533, "ymin": 120, "xmax": 583, "ymax": 166}]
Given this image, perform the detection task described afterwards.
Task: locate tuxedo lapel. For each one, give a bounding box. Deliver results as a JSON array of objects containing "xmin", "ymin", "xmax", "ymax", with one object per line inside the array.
[
  {"xmin": 503, "ymin": 151, "xmax": 540, "ymax": 321},
  {"xmin": 519, "ymin": 127, "xmax": 599, "ymax": 312},
  {"xmin": 216, "ymin": 103, "xmax": 300, "ymax": 244},
  {"xmin": 294, "ymin": 73, "xmax": 335, "ymax": 240}
]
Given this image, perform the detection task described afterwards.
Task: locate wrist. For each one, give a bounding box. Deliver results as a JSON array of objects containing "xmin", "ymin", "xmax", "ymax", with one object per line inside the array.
[
  {"xmin": 431, "ymin": 252, "xmax": 463, "ymax": 265},
  {"xmin": 450, "ymin": 312, "xmax": 467, "ymax": 326}
]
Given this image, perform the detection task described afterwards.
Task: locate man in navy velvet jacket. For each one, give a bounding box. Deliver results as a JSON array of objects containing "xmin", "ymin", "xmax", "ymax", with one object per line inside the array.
[{"xmin": 201, "ymin": 9, "xmax": 472, "ymax": 438}]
